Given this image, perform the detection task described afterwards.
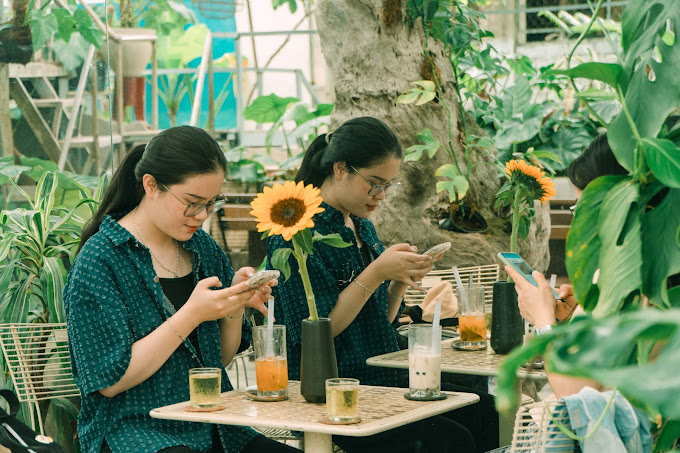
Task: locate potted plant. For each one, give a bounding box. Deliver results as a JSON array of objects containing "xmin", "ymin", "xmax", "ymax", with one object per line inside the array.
[
  {"xmin": 491, "ymin": 159, "xmax": 555, "ymax": 354},
  {"xmin": 249, "ymin": 181, "xmax": 351, "ymax": 402},
  {"xmin": 0, "ymin": 167, "xmax": 105, "ymax": 449}
]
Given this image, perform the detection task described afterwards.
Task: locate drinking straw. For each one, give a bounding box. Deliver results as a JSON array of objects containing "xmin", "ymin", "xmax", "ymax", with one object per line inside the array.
[
  {"xmin": 266, "ymin": 296, "xmax": 275, "ymax": 357},
  {"xmin": 468, "ymin": 274, "xmax": 473, "ymax": 295},
  {"xmin": 431, "ymin": 297, "xmax": 442, "ymax": 348},
  {"xmin": 550, "ymin": 274, "xmax": 557, "ymax": 292},
  {"xmin": 452, "ymin": 266, "xmax": 469, "ymax": 312}
]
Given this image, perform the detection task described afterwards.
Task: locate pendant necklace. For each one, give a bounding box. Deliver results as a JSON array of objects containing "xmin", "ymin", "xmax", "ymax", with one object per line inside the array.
[{"xmin": 133, "ymin": 208, "xmax": 179, "ymax": 283}]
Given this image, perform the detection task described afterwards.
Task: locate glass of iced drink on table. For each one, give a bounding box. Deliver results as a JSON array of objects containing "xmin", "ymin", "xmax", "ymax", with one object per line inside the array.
[
  {"xmin": 189, "ymin": 368, "xmax": 221, "ymax": 409},
  {"xmin": 253, "ymin": 325, "xmax": 288, "ymax": 398},
  {"xmin": 326, "ymin": 378, "xmax": 359, "ymax": 422},
  {"xmin": 457, "ymin": 285, "xmax": 487, "ymax": 350},
  {"xmin": 408, "ymin": 324, "xmax": 441, "ymax": 399}
]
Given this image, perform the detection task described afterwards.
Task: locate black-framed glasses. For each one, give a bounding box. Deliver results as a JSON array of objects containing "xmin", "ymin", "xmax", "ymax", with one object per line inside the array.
[
  {"xmin": 160, "ymin": 184, "xmax": 226, "ymax": 217},
  {"xmin": 349, "ymin": 165, "xmax": 401, "ymax": 196}
]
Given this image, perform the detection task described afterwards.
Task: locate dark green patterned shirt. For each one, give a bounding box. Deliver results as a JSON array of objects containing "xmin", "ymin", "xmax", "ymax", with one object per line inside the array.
[
  {"xmin": 65, "ymin": 214, "xmax": 257, "ymax": 453},
  {"xmin": 267, "ymin": 202, "xmax": 405, "ymax": 387}
]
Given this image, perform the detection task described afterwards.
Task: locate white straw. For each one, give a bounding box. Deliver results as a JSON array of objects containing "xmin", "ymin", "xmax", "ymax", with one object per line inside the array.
[
  {"xmin": 550, "ymin": 274, "xmax": 557, "ymax": 290},
  {"xmin": 266, "ymin": 296, "xmax": 275, "ymax": 357},
  {"xmin": 431, "ymin": 297, "xmax": 442, "ymax": 347},
  {"xmin": 452, "ymin": 266, "xmax": 469, "ymax": 311}
]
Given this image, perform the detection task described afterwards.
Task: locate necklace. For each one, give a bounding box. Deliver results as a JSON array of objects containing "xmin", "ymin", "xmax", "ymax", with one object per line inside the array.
[{"xmin": 132, "ymin": 208, "xmax": 180, "ymax": 282}]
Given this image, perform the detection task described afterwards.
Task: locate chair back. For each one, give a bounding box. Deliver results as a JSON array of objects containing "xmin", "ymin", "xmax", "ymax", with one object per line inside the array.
[
  {"xmin": 404, "ymin": 264, "xmax": 500, "ymax": 309},
  {"xmin": 0, "ymin": 323, "xmax": 80, "ymax": 434},
  {"xmin": 510, "ymin": 399, "xmax": 575, "ymax": 452}
]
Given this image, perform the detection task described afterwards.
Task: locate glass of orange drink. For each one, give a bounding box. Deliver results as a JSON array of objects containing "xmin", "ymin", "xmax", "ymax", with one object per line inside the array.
[
  {"xmin": 253, "ymin": 325, "xmax": 288, "ymax": 398},
  {"xmin": 457, "ymin": 285, "xmax": 487, "ymax": 350}
]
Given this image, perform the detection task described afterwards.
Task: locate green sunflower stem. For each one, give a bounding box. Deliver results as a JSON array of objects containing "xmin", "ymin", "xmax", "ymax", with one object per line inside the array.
[
  {"xmin": 508, "ymin": 191, "xmax": 521, "ymax": 284},
  {"xmin": 293, "ymin": 241, "xmax": 319, "ymax": 322}
]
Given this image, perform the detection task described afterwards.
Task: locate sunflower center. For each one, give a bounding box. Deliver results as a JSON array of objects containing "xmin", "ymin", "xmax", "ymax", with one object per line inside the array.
[{"xmin": 270, "ymin": 197, "xmax": 307, "ymax": 227}]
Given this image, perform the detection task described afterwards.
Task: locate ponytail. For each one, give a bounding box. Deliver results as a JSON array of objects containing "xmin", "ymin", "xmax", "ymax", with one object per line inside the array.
[
  {"xmin": 295, "ymin": 134, "xmax": 333, "ymax": 188},
  {"xmin": 78, "ymin": 145, "xmax": 146, "ymax": 251}
]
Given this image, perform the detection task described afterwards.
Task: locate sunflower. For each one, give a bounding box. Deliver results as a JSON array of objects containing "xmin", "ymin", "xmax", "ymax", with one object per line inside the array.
[
  {"xmin": 505, "ymin": 159, "xmax": 556, "ymax": 204},
  {"xmin": 250, "ymin": 181, "xmax": 325, "ymax": 241}
]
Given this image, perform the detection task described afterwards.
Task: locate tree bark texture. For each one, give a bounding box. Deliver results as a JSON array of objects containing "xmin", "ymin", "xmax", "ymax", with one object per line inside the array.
[{"xmin": 315, "ymin": 0, "xmax": 550, "ymax": 271}]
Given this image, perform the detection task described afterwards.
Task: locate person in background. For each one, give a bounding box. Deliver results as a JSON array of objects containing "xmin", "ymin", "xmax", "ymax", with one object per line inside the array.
[
  {"xmin": 65, "ymin": 126, "xmax": 299, "ymax": 453},
  {"xmin": 268, "ymin": 116, "xmax": 495, "ymax": 453}
]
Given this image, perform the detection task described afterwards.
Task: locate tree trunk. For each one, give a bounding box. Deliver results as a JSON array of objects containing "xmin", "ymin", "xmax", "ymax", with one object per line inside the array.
[{"xmin": 315, "ymin": 0, "xmax": 550, "ymax": 271}]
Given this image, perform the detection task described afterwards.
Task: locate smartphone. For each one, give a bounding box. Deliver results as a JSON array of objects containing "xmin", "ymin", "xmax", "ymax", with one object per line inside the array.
[
  {"xmin": 245, "ymin": 270, "xmax": 280, "ymax": 289},
  {"xmin": 423, "ymin": 242, "xmax": 452, "ymax": 257},
  {"xmin": 497, "ymin": 252, "xmax": 559, "ymax": 298}
]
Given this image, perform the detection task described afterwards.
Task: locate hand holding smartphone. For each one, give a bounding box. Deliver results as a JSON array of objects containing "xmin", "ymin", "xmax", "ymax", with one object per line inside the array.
[{"xmin": 497, "ymin": 252, "xmax": 560, "ymax": 299}]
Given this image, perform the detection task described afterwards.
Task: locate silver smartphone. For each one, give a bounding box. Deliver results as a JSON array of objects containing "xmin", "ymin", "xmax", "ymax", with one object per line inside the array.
[
  {"xmin": 497, "ymin": 252, "xmax": 559, "ymax": 298},
  {"xmin": 423, "ymin": 242, "xmax": 452, "ymax": 257}
]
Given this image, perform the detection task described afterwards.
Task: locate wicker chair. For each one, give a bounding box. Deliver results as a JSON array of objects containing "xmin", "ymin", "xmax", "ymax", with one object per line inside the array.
[{"xmin": 0, "ymin": 323, "xmax": 80, "ymax": 435}]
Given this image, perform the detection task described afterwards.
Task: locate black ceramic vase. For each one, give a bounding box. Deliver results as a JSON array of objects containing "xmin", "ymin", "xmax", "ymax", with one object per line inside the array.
[
  {"xmin": 490, "ymin": 281, "xmax": 524, "ymax": 354},
  {"xmin": 300, "ymin": 318, "xmax": 338, "ymax": 403}
]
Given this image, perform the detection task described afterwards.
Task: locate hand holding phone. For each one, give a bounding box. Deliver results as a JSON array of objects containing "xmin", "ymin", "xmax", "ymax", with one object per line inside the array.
[
  {"xmin": 497, "ymin": 252, "xmax": 559, "ymax": 299},
  {"xmin": 423, "ymin": 242, "xmax": 452, "ymax": 257}
]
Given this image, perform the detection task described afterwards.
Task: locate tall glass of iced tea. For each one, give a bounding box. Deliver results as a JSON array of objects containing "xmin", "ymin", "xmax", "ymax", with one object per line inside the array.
[
  {"xmin": 253, "ymin": 325, "xmax": 288, "ymax": 398},
  {"xmin": 457, "ymin": 285, "xmax": 487, "ymax": 350}
]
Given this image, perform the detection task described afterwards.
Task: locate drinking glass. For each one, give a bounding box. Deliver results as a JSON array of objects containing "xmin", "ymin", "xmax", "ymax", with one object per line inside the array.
[
  {"xmin": 253, "ymin": 325, "xmax": 288, "ymax": 398},
  {"xmin": 457, "ymin": 285, "xmax": 487, "ymax": 350},
  {"xmin": 325, "ymin": 378, "xmax": 359, "ymax": 422},
  {"xmin": 408, "ymin": 324, "xmax": 441, "ymax": 399},
  {"xmin": 188, "ymin": 368, "xmax": 221, "ymax": 409}
]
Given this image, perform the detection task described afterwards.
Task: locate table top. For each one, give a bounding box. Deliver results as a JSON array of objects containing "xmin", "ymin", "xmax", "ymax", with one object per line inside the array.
[
  {"xmin": 150, "ymin": 381, "xmax": 479, "ymax": 438},
  {"xmin": 367, "ymin": 340, "xmax": 546, "ymax": 380}
]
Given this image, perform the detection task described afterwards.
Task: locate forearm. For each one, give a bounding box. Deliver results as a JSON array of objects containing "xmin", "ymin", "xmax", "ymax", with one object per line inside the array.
[
  {"xmin": 99, "ymin": 309, "xmax": 199, "ymax": 397},
  {"xmin": 547, "ymin": 372, "xmax": 602, "ymax": 399},
  {"xmin": 329, "ymin": 266, "xmax": 385, "ymax": 337},
  {"xmin": 219, "ymin": 311, "xmax": 245, "ymax": 365},
  {"xmin": 387, "ymin": 281, "xmax": 408, "ymax": 322}
]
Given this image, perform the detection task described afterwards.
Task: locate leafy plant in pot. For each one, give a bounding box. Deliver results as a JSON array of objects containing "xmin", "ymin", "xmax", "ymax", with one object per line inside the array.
[
  {"xmin": 491, "ymin": 159, "xmax": 556, "ymax": 354},
  {"xmin": 249, "ymin": 181, "xmax": 351, "ymax": 403}
]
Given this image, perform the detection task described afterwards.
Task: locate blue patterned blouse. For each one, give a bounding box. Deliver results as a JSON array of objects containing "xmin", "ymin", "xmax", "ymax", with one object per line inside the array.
[
  {"xmin": 65, "ymin": 214, "xmax": 258, "ymax": 453},
  {"xmin": 267, "ymin": 202, "xmax": 405, "ymax": 387}
]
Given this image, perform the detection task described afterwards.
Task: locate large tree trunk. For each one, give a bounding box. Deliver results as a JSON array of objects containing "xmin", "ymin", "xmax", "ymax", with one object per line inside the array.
[{"xmin": 315, "ymin": 0, "xmax": 550, "ymax": 271}]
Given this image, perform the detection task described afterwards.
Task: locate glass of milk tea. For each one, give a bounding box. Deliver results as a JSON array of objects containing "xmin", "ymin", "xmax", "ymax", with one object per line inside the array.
[{"xmin": 408, "ymin": 324, "xmax": 441, "ymax": 399}]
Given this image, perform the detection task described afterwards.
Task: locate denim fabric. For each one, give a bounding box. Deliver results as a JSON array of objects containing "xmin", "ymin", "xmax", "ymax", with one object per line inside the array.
[
  {"xmin": 563, "ymin": 387, "xmax": 652, "ymax": 453},
  {"xmin": 65, "ymin": 214, "xmax": 258, "ymax": 453}
]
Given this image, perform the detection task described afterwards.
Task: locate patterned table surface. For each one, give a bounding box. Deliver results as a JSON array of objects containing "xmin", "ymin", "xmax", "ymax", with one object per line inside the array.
[
  {"xmin": 150, "ymin": 381, "xmax": 480, "ymax": 437},
  {"xmin": 367, "ymin": 340, "xmax": 546, "ymax": 380}
]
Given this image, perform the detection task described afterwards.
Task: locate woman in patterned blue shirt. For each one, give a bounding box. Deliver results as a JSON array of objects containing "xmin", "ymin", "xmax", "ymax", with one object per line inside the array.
[
  {"xmin": 268, "ymin": 117, "xmax": 477, "ymax": 452},
  {"xmin": 65, "ymin": 126, "xmax": 299, "ymax": 453}
]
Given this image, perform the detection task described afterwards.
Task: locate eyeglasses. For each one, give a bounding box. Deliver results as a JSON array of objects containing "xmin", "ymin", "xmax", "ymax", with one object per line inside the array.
[
  {"xmin": 349, "ymin": 165, "xmax": 401, "ymax": 196},
  {"xmin": 160, "ymin": 184, "xmax": 226, "ymax": 217},
  {"xmin": 568, "ymin": 204, "xmax": 577, "ymax": 215}
]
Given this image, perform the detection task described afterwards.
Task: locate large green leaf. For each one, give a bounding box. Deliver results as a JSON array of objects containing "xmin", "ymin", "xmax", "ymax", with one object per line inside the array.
[
  {"xmin": 546, "ymin": 62, "xmax": 622, "ymax": 87},
  {"xmin": 643, "ymin": 138, "xmax": 680, "ymax": 188},
  {"xmin": 243, "ymin": 94, "xmax": 300, "ymax": 124},
  {"xmin": 593, "ymin": 178, "xmax": 642, "ymax": 317},
  {"xmin": 609, "ymin": 1, "xmax": 680, "ymax": 172},
  {"xmin": 312, "ymin": 232, "xmax": 352, "ymax": 248},
  {"xmin": 642, "ymin": 189, "xmax": 680, "ymax": 308},
  {"xmin": 566, "ymin": 176, "xmax": 626, "ymax": 312},
  {"xmin": 270, "ymin": 248, "xmax": 293, "ymax": 281},
  {"xmin": 29, "ymin": 13, "xmax": 58, "ymax": 50},
  {"xmin": 621, "ymin": 0, "xmax": 680, "ymax": 70}
]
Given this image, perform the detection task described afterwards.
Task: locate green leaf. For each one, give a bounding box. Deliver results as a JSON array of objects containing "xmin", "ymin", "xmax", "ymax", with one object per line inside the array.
[
  {"xmin": 53, "ymin": 9, "xmax": 76, "ymax": 44},
  {"xmin": 294, "ymin": 229, "xmax": 313, "ymax": 255},
  {"xmin": 546, "ymin": 62, "xmax": 623, "ymax": 87},
  {"xmin": 643, "ymin": 138, "xmax": 680, "ymax": 188},
  {"xmin": 655, "ymin": 419, "xmax": 680, "ymax": 452},
  {"xmin": 435, "ymin": 164, "xmax": 469, "ymax": 201},
  {"xmin": 573, "ymin": 88, "xmax": 618, "ymax": 101},
  {"xmin": 404, "ymin": 128, "xmax": 441, "ymax": 161},
  {"xmin": 566, "ymin": 176, "xmax": 627, "ymax": 312},
  {"xmin": 243, "ymin": 94, "xmax": 300, "ymax": 124},
  {"xmin": 642, "ymin": 189, "xmax": 680, "ymax": 309},
  {"xmin": 312, "ymin": 232, "xmax": 352, "ymax": 248},
  {"xmin": 270, "ymin": 248, "xmax": 292, "ymax": 281},
  {"xmin": 30, "ymin": 14, "xmax": 58, "ymax": 51},
  {"xmin": 40, "ymin": 257, "xmax": 66, "ymax": 323},
  {"xmin": 271, "ymin": 0, "xmax": 297, "ymax": 13}
]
